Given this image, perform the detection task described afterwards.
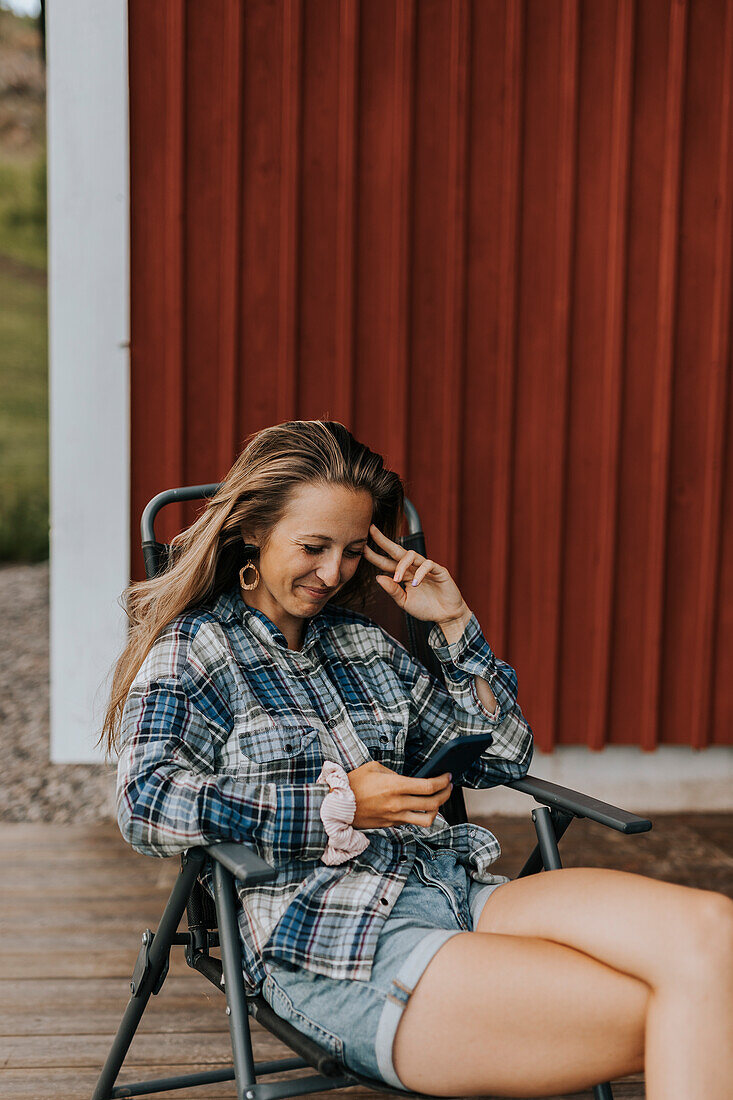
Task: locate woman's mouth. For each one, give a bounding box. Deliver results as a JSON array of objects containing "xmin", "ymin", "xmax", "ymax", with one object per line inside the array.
[{"xmin": 301, "ymin": 585, "xmax": 330, "ymax": 599}]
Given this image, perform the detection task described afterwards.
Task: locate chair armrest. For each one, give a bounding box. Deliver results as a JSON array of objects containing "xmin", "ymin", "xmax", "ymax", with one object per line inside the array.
[
  {"xmin": 201, "ymin": 842, "xmax": 279, "ymax": 884},
  {"xmin": 504, "ymin": 774, "xmax": 652, "ymax": 834}
]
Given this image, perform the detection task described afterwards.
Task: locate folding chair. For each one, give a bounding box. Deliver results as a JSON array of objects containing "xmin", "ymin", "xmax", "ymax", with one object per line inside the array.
[{"xmin": 92, "ymin": 484, "xmax": 653, "ymax": 1100}]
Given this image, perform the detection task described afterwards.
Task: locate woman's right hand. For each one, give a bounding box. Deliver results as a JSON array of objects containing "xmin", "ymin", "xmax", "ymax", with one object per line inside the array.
[{"xmin": 346, "ymin": 761, "xmax": 453, "ymax": 829}]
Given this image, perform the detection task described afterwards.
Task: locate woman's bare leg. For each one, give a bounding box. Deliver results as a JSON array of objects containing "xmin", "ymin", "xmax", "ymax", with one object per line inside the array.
[
  {"xmin": 391, "ymin": 929, "xmax": 649, "ymax": 1097},
  {"xmin": 475, "ymin": 867, "xmax": 733, "ymax": 1098},
  {"xmin": 393, "ymin": 868, "xmax": 733, "ymax": 1097}
]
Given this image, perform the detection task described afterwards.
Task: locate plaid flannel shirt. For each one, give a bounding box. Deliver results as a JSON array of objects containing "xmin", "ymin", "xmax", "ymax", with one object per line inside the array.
[{"xmin": 117, "ymin": 586, "xmax": 534, "ymax": 995}]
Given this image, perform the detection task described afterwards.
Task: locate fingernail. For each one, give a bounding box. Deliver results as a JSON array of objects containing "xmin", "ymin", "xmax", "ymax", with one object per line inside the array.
[{"xmin": 411, "ymin": 578, "xmax": 418, "ymax": 586}]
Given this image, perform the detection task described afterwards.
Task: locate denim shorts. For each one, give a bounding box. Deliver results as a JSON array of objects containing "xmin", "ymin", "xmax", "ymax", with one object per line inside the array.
[{"xmin": 260, "ymin": 850, "xmax": 507, "ymax": 1091}]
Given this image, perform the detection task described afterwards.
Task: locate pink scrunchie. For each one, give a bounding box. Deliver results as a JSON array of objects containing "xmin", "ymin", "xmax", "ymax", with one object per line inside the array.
[{"xmin": 317, "ymin": 760, "xmax": 370, "ymax": 865}]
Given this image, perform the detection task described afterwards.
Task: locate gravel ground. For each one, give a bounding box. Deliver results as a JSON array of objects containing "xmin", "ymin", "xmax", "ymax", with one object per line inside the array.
[{"xmin": 0, "ymin": 561, "xmax": 116, "ymax": 821}]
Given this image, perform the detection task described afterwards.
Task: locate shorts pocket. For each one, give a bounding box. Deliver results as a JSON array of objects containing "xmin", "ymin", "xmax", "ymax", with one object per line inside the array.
[{"xmin": 262, "ymin": 972, "xmax": 345, "ymax": 1061}]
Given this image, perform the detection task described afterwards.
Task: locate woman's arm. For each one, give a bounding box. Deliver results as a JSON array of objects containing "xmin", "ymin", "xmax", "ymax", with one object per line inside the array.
[
  {"xmin": 437, "ymin": 603, "xmax": 499, "ymax": 716},
  {"xmin": 116, "ymin": 621, "xmax": 331, "ymax": 866},
  {"xmin": 364, "ymin": 524, "xmax": 533, "ymax": 787},
  {"xmin": 385, "ymin": 613, "xmax": 533, "ymax": 788}
]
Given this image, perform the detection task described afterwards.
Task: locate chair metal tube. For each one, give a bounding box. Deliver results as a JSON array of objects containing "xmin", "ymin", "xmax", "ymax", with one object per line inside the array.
[
  {"xmin": 140, "ymin": 483, "xmax": 221, "ymax": 544},
  {"xmin": 110, "ymin": 1067, "xmax": 236, "ymax": 1097},
  {"xmin": 213, "ymin": 860, "xmax": 258, "ymax": 1098},
  {"xmin": 516, "ymin": 809, "xmax": 573, "ymax": 878},
  {"xmin": 91, "ymin": 850, "xmax": 205, "ymax": 1100},
  {"xmin": 532, "ymin": 806, "xmax": 563, "ymax": 871}
]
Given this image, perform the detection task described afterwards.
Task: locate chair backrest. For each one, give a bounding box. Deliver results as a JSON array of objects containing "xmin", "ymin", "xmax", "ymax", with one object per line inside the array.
[{"xmin": 140, "ymin": 485, "xmax": 468, "ymax": 828}]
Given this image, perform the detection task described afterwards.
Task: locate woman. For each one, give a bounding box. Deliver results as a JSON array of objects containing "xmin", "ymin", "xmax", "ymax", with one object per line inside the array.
[{"xmin": 103, "ymin": 420, "xmax": 733, "ymax": 1099}]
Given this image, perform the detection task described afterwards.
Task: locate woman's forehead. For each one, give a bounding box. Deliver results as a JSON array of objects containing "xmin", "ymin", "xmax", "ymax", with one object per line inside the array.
[{"xmin": 282, "ymin": 483, "xmax": 373, "ymax": 532}]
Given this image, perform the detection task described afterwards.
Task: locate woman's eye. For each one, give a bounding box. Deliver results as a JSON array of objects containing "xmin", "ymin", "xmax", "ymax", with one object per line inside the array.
[{"xmin": 303, "ymin": 545, "xmax": 362, "ymax": 558}]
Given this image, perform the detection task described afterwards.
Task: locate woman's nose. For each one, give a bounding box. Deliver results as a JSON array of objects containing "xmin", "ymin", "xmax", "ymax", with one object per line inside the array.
[{"xmin": 316, "ymin": 556, "xmax": 342, "ymax": 586}]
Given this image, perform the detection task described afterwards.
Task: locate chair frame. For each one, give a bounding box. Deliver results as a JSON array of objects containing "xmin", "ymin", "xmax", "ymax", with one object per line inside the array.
[{"xmin": 92, "ymin": 485, "xmax": 652, "ymax": 1100}]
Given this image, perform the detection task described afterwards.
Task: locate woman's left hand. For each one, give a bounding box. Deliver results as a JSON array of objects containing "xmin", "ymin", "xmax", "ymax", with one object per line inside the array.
[{"xmin": 364, "ymin": 523, "xmax": 470, "ymax": 626}]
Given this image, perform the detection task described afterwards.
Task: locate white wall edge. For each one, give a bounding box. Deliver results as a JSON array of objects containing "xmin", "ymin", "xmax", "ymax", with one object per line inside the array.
[
  {"xmin": 47, "ymin": 0, "xmax": 130, "ymax": 763},
  {"xmin": 464, "ymin": 745, "xmax": 733, "ymax": 816}
]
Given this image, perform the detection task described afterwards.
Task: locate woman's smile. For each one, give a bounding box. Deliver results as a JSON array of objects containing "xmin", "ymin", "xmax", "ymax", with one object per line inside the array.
[{"xmin": 300, "ymin": 584, "xmax": 331, "ymax": 599}]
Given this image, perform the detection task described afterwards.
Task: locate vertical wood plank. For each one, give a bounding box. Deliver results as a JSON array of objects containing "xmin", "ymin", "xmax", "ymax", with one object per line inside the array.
[
  {"xmin": 238, "ymin": 1, "xmax": 284, "ymax": 436},
  {"xmin": 494, "ymin": 0, "xmax": 524, "ymax": 656},
  {"xmin": 690, "ymin": 0, "xmax": 733, "ymax": 749},
  {"xmin": 387, "ymin": 0, "xmax": 415, "ymax": 482},
  {"xmin": 442, "ymin": 0, "xmax": 470, "ymax": 571},
  {"xmin": 548, "ymin": 0, "xmax": 580, "ymax": 745},
  {"xmin": 278, "ymin": 0, "xmax": 303, "ymax": 422},
  {"xmin": 640, "ymin": 0, "xmax": 688, "ymax": 751},
  {"xmin": 161, "ymin": 0, "xmax": 186, "ymax": 540},
  {"xmin": 508, "ymin": 0, "xmax": 579, "ymax": 749},
  {"xmin": 587, "ymin": 0, "xmax": 635, "ymax": 750},
  {"xmin": 217, "ymin": 0, "xmax": 244, "ymax": 473},
  {"xmin": 334, "ymin": 0, "xmax": 359, "ymax": 426}
]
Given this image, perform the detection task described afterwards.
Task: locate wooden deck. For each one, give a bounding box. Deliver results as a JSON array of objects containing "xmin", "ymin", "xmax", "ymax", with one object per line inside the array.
[{"xmin": 1, "ymin": 812, "xmax": 731, "ymax": 1099}]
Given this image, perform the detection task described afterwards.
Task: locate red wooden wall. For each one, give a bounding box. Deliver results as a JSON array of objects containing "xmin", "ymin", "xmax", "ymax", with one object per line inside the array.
[{"xmin": 129, "ymin": 0, "xmax": 733, "ymax": 751}]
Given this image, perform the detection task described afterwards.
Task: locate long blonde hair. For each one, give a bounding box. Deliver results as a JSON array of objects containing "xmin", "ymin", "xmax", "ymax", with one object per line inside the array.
[{"xmin": 100, "ymin": 420, "xmax": 404, "ymax": 754}]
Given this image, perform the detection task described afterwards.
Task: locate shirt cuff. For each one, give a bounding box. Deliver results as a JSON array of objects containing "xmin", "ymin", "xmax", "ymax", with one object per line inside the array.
[{"xmin": 428, "ymin": 612, "xmax": 507, "ymax": 721}]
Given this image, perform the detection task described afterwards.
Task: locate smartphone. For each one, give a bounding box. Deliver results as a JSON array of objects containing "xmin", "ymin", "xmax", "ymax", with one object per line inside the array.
[{"xmin": 411, "ymin": 733, "xmax": 494, "ymax": 780}]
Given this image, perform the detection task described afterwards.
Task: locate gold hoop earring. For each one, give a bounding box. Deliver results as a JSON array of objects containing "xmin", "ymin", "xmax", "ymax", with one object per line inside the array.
[{"xmin": 239, "ymin": 562, "xmax": 260, "ymax": 590}]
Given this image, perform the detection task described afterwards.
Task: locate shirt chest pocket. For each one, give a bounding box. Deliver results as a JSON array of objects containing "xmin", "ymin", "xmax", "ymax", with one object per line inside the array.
[
  {"xmin": 238, "ymin": 721, "xmax": 323, "ymax": 783},
  {"xmin": 353, "ymin": 716, "xmax": 406, "ymax": 771}
]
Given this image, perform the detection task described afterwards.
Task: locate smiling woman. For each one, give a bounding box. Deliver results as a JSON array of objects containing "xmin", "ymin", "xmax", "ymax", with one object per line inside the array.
[
  {"xmin": 102, "ymin": 418, "xmax": 733, "ymax": 1100},
  {"xmin": 237, "ymin": 481, "xmax": 375, "ymax": 650}
]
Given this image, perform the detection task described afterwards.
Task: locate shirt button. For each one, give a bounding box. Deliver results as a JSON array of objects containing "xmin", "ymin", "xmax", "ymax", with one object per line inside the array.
[
  {"xmin": 380, "ymin": 897, "xmax": 389, "ymax": 905},
  {"xmin": 399, "ymin": 855, "xmax": 408, "ymax": 863},
  {"xmin": 379, "ymin": 734, "xmax": 389, "ymax": 743}
]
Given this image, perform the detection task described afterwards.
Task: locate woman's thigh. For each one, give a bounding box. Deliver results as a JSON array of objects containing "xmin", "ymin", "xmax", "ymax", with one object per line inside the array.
[
  {"xmin": 392, "ymin": 929, "xmax": 649, "ymax": 1097},
  {"xmin": 475, "ymin": 866, "xmax": 733, "ymax": 989}
]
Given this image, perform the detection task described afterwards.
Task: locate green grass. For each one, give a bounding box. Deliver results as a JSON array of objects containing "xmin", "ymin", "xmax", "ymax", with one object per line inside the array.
[
  {"xmin": 0, "ymin": 156, "xmax": 47, "ymax": 272},
  {"xmin": 0, "ymin": 9, "xmax": 48, "ymax": 561},
  {"xmin": 0, "ymin": 262, "xmax": 48, "ymax": 562}
]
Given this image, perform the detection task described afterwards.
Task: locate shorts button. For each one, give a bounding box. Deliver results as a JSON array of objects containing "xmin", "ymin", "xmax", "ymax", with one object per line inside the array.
[{"xmin": 380, "ymin": 897, "xmax": 389, "ymax": 905}]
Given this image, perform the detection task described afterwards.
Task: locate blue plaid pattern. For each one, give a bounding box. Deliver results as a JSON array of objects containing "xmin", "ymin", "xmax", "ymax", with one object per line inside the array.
[{"xmin": 117, "ymin": 586, "xmax": 533, "ymax": 994}]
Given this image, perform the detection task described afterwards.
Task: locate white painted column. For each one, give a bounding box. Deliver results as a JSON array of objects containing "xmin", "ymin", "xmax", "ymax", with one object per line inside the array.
[{"xmin": 47, "ymin": 0, "xmax": 129, "ymax": 762}]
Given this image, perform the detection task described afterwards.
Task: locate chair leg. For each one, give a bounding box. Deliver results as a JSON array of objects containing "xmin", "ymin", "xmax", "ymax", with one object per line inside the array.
[
  {"xmin": 212, "ymin": 861, "xmax": 259, "ymax": 1100},
  {"xmin": 91, "ymin": 850, "xmax": 205, "ymax": 1100}
]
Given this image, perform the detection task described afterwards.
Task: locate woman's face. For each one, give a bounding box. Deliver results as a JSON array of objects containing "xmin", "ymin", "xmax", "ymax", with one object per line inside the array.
[{"xmin": 242, "ymin": 482, "xmax": 374, "ymax": 645}]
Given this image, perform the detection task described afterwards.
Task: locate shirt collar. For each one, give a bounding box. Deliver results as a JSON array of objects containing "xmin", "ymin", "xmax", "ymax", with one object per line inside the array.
[{"xmin": 211, "ymin": 584, "xmax": 330, "ymax": 655}]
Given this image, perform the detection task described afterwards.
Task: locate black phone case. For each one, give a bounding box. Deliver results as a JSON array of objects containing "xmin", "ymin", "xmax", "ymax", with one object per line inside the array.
[{"xmin": 412, "ymin": 733, "xmax": 494, "ymax": 780}]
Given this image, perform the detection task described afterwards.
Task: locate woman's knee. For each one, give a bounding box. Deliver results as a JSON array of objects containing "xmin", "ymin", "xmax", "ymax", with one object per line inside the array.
[{"xmin": 672, "ymin": 889, "xmax": 733, "ymax": 988}]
